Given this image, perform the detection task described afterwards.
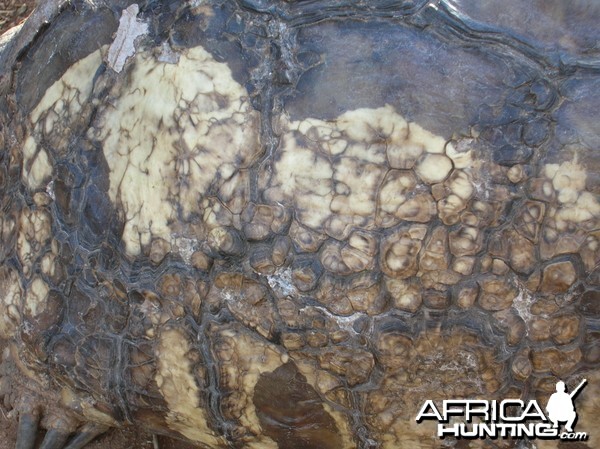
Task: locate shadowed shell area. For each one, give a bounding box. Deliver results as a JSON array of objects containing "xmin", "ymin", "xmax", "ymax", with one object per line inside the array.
[{"xmin": 0, "ymin": 1, "xmax": 599, "ymax": 448}]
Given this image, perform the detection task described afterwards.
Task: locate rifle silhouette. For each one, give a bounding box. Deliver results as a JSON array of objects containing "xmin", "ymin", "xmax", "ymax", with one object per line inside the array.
[{"xmin": 569, "ymin": 379, "xmax": 587, "ymax": 399}]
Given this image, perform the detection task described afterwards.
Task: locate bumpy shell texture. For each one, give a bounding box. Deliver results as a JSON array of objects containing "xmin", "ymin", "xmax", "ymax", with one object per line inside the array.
[{"xmin": 0, "ymin": 1, "xmax": 599, "ymax": 448}]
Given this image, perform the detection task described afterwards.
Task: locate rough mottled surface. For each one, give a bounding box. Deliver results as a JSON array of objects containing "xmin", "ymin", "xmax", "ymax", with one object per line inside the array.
[
  {"xmin": 0, "ymin": 1, "xmax": 599, "ymax": 448},
  {"xmin": 0, "ymin": 0, "xmax": 33, "ymax": 33}
]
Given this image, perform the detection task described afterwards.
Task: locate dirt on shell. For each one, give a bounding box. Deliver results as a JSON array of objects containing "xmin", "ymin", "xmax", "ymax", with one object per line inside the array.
[
  {"xmin": 0, "ymin": 0, "xmax": 35, "ymax": 33},
  {"xmin": 0, "ymin": 406, "xmax": 199, "ymax": 449}
]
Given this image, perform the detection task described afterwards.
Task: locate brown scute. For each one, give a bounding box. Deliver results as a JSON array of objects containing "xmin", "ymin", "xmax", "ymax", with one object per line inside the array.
[
  {"xmin": 540, "ymin": 260, "xmax": 577, "ymax": 293},
  {"xmin": 579, "ymin": 290, "xmax": 600, "ymax": 316},
  {"xmin": 253, "ymin": 362, "xmax": 343, "ymax": 449}
]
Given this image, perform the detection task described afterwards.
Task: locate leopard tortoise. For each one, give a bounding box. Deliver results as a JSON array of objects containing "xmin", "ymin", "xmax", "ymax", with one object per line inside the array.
[{"xmin": 0, "ymin": 1, "xmax": 598, "ymax": 448}]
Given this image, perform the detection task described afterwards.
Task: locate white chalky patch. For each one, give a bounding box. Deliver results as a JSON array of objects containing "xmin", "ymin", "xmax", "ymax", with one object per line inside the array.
[
  {"xmin": 173, "ymin": 236, "xmax": 198, "ymax": 264},
  {"xmin": 106, "ymin": 4, "xmax": 148, "ymax": 73},
  {"xmin": 155, "ymin": 328, "xmax": 225, "ymax": 447},
  {"xmin": 157, "ymin": 41, "xmax": 180, "ymax": 65},
  {"xmin": 91, "ymin": 46, "xmax": 260, "ymax": 255},
  {"xmin": 267, "ymin": 268, "xmax": 296, "ymax": 297},
  {"xmin": 308, "ymin": 306, "xmax": 364, "ymax": 333},
  {"xmin": 512, "ymin": 282, "xmax": 534, "ymax": 326}
]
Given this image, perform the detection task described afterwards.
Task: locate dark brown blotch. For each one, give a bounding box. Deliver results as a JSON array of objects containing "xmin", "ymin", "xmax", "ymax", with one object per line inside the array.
[{"xmin": 253, "ymin": 362, "xmax": 342, "ymax": 449}]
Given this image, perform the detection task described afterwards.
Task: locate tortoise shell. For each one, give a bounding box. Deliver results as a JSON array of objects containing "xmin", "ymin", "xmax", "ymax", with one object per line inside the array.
[{"xmin": 0, "ymin": 1, "xmax": 599, "ymax": 448}]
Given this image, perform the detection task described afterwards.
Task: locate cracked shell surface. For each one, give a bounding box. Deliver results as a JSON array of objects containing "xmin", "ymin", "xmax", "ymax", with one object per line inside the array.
[{"xmin": 0, "ymin": 1, "xmax": 599, "ymax": 448}]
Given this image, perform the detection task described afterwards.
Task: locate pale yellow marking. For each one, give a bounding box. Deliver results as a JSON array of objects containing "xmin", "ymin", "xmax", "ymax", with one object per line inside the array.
[
  {"xmin": 155, "ymin": 328, "xmax": 225, "ymax": 447},
  {"xmin": 0, "ymin": 268, "xmax": 22, "ymax": 338},
  {"xmin": 295, "ymin": 360, "xmax": 357, "ymax": 449},
  {"xmin": 554, "ymin": 191, "xmax": 600, "ymax": 224},
  {"xmin": 23, "ymin": 49, "xmax": 104, "ymax": 189},
  {"xmin": 415, "ymin": 153, "xmax": 453, "ymax": 184},
  {"xmin": 544, "ymin": 159, "xmax": 586, "ymax": 203},
  {"xmin": 24, "ymin": 276, "xmax": 49, "ymax": 317},
  {"xmin": 445, "ymin": 140, "xmax": 474, "ymax": 169},
  {"xmin": 408, "ymin": 122, "xmax": 446, "ymax": 154},
  {"xmin": 448, "ymin": 170, "xmax": 474, "ymax": 200},
  {"xmin": 267, "ymin": 105, "xmax": 451, "ymax": 235},
  {"xmin": 385, "ymin": 278, "xmax": 422, "ymax": 312},
  {"xmin": 271, "ymin": 136, "xmax": 334, "ymax": 230},
  {"xmin": 17, "ymin": 208, "xmax": 52, "ymax": 277},
  {"xmin": 30, "ymin": 50, "xmax": 104, "ymax": 123},
  {"xmin": 61, "ymin": 387, "xmax": 119, "ymax": 427},
  {"xmin": 92, "ymin": 46, "xmax": 260, "ymax": 255},
  {"xmin": 218, "ymin": 329, "xmax": 283, "ymax": 446},
  {"xmin": 40, "ymin": 248, "xmax": 57, "ymax": 277},
  {"xmin": 378, "ymin": 170, "xmax": 416, "ymax": 220},
  {"xmin": 544, "ymin": 157, "xmax": 600, "ymax": 224},
  {"xmin": 22, "ymin": 136, "xmax": 52, "ymax": 190},
  {"xmin": 437, "ymin": 170, "xmax": 474, "ymax": 224},
  {"xmin": 507, "ymin": 164, "xmax": 525, "ymax": 183}
]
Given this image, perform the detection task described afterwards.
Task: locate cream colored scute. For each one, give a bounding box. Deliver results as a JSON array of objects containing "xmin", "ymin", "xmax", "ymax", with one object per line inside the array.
[
  {"xmin": 294, "ymin": 361, "xmax": 357, "ymax": 449},
  {"xmin": 415, "ymin": 153, "xmax": 453, "ymax": 184},
  {"xmin": 213, "ymin": 328, "xmax": 284, "ymax": 448},
  {"xmin": 30, "ymin": 49, "xmax": 103, "ymax": 124},
  {"xmin": 544, "ymin": 157, "xmax": 600, "ymax": 224},
  {"xmin": 22, "ymin": 49, "xmax": 104, "ymax": 190},
  {"xmin": 155, "ymin": 327, "xmax": 225, "ymax": 447},
  {"xmin": 91, "ymin": 46, "xmax": 260, "ymax": 256},
  {"xmin": 0, "ymin": 268, "xmax": 22, "ymax": 338},
  {"xmin": 267, "ymin": 105, "xmax": 452, "ymax": 235},
  {"xmin": 24, "ymin": 277, "xmax": 49, "ymax": 317},
  {"xmin": 22, "ymin": 137, "xmax": 52, "ymax": 190}
]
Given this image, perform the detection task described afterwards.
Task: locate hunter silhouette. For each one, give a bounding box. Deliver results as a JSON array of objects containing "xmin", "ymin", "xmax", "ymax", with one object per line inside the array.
[{"xmin": 546, "ymin": 379, "xmax": 587, "ymax": 432}]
